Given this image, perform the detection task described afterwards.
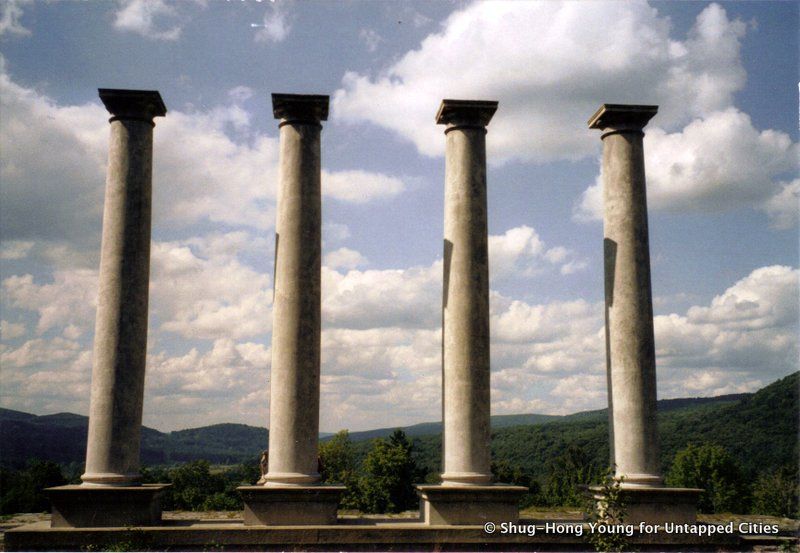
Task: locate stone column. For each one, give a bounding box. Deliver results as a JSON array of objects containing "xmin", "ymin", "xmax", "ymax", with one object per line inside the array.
[
  {"xmin": 82, "ymin": 89, "xmax": 167, "ymax": 487},
  {"xmin": 239, "ymin": 94, "xmax": 343, "ymax": 525},
  {"xmin": 439, "ymin": 99, "xmax": 496, "ymax": 487},
  {"xmin": 265, "ymin": 93, "xmax": 327, "ymax": 486},
  {"xmin": 45, "ymin": 90, "xmax": 168, "ymax": 528},
  {"xmin": 417, "ymin": 99, "xmax": 525, "ymax": 525},
  {"xmin": 588, "ymin": 104, "xmax": 700, "ymax": 523}
]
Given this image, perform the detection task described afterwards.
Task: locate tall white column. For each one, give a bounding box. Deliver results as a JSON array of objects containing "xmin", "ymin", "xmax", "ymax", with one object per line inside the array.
[
  {"xmin": 438, "ymin": 99, "xmax": 497, "ymax": 487},
  {"xmin": 589, "ymin": 104, "xmax": 662, "ymax": 487},
  {"xmin": 265, "ymin": 94, "xmax": 328, "ymax": 487},
  {"xmin": 82, "ymin": 89, "xmax": 166, "ymax": 487}
]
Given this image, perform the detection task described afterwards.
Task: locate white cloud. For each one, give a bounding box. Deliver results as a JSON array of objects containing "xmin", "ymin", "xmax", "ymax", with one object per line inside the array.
[
  {"xmin": 489, "ymin": 225, "xmax": 587, "ymax": 279},
  {"xmin": 150, "ymin": 236, "xmax": 272, "ymax": 341},
  {"xmin": 0, "ymin": 240, "xmax": 34, "ymax": 260},
  {"xmin": 0, "ymin": 0, "xmax": 31, "ymax": 37},
  {"xmin": 2, "ymin": 271, "xmax": 98, "ymax": 335},
  {"xmin": 322, "ymin": 263, "xmax": 441, "ymax": 330},
  {"xmin": 0, "ymin": 320, "xmax": 26, "ymax": 340},
  {"xmin": 762, "ymin": 179, "xmax": 800, "ymax": 230},
  {"xmin": 322, "ymin": 170, "xmax": 405, "ymax": 204},
  {"xmin": 0, "ymin": 66, "xmax": 107, "ymax": 251},
  {"xmin": 324, "ymin": 247, "xmax": 368, "ymax": 271},
  {"xmin": 113, "ymin": 0, "xmax": 184, "ymax": 41},
  {"xmin": 333, "ymin": 2, "xmax": 748, "ymax": 163},
  {"xmin": 254, "ymin": 3, "xmax": 291, "ymax": 43},
  {"xmin": 576, "ymin": 108, "xmax": 798, "ymax": 220},
  {"xmin": 359, "ymin": 28, "xmax": 382, "ymax": 52}
]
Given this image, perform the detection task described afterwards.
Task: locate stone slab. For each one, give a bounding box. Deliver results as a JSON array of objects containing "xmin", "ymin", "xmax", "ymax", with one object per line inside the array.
[
  {"xmin": 238, "ymin": 485, "xmax": 345, "ymax": 525},
  {"xmin": 417, "ymin": 484, "xmax": 527, "ymax": 525},
  {"xmin": 46, "ymin": 484, "xmax": 170, "ymax": 528},
  {"xmin": 590, "ymin": 485, "xmax": 702, "ymax": 525},
  {"xmin": 5, "ymin": 519, "xmax": 749, "ymax": 552}
]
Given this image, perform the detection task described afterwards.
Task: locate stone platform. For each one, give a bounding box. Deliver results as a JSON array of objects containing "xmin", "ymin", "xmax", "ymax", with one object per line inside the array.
[
  {"xmin": 46, "ymin": 483, "xmax": 170, "ymax": 528},
  {"xmin": 238, "ymin": 485, "xmax": 346, "ymax": 525},
  {"xmin": 417, "ymin": 484, "xmax": 527, "ymax": 525},
  {"xmin": 5, "ymin": 518, "xmax": 754, "ymax": 552}
]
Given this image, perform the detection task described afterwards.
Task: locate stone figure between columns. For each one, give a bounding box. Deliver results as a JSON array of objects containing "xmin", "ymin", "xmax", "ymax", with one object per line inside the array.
[
  {"xmin": 588, "ymin": 103, "xmax": 701, "ymax": 525},
  {"xmin": 46, "ymin": 89, "xmax": 170, "ymax": 528}
]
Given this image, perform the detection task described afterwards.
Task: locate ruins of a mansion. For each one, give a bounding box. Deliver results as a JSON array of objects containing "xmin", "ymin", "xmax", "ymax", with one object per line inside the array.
[{"xmin": 7, "ymin": 89, "xmax": 715, "ymax": 551}]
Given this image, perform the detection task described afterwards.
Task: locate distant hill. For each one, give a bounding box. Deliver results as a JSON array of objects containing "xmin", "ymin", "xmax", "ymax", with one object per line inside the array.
[
  {"xmin": 410, "ymin": 373, "xmax": 797, "ymax": 481},
  {"xmin": 1, "ymin": 374, "xmax": 794, "ymax": 480}
]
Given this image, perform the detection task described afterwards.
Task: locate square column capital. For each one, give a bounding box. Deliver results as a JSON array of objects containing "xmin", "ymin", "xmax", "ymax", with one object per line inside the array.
[
  {"xmin": 436, "ymin": 99, "xmax": 498, "ymax": 128},
  {"xmin": 588, "ymin": 104, "xmax": 658, "ymax": 131},
  {"xmin": 272, "ymin": 93, "xmax": 329, "ymax": 123},
  {"xmin": 98, "ymin": 89, "xmax": 167, "ymax": 121}
]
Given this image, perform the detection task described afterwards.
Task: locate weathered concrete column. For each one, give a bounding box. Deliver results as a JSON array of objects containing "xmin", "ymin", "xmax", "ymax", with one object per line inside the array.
[
  {"xmin": 239, "ymin": 93, "xmax": 343, "ymax": 525},
  {"xmin": 82, "ymin": 89, "xmax": 166, "ymax": 487},
  {"xmin": 439, "ymin": 99, "xmax": 496, "ymax": 487},
  {"xmin": 417, "ymin": 99, "xmax": 525, "ymax": 525},
  {"xmin": 44, "ymin": 90, "xmax": 168, "ymax": 529},
  {"xmin": 589, "ymin": 103, "xmax": 661, "ymax": 488},
  {"xmin": 588, "ymin": 104, "xmax": 700, "ymax": 523},
  {"xmin": 265, "ymin": 93, "xmax": 327, "ymax": 487}
]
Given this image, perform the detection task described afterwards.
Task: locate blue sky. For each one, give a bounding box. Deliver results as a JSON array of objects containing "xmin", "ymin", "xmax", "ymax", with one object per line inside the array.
[{"xmin": 0, "ymin": 0, "xmax": 797, "ymax": 433}]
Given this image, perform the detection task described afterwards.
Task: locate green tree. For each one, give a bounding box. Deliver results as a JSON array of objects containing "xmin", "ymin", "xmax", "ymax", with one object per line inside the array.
[
  {"xmin": 751, "ymin": 465, "xmax": 799, "ymax": 518},
  {"xmin": 167, "ymin": 460, "xmax": 227, "ymax": 511},
  {"xmin": 357, "ymin": 430, "xmax": 423, "ymax": 513},
  {"xmin": 0, "ymin": 460, "xmax": 67, "ymax": 514},
  {"xmin": 543, "ymin": 445, "xmax": 601, "ymax": 507},
  {"xmin": 319, "ymin": 430, "xmax": 359, "ymax": 509},
  {"xmin": 666, "ymin": 443, "xmax": 748, "ymax": 513},
  {"xmin": 491, "ymin": 460, "xmax": 540, "ymax": 507}
]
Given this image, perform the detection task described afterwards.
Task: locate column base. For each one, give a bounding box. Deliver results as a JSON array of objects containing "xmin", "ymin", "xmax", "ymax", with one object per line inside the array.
[
  {"xmin": 590, "ymin": 485, "xmax": 703, "ymax": 525},
  {"xmin": 416, "ymin": 484, "xmax": 527, "ymax": 525},
  {"xmin": 237, "ymin": 485, "xmax": 345, "ymax": 525},
  {"xmin": 46, "ymin": 484, "xmax": 170, "ymax": 528}
]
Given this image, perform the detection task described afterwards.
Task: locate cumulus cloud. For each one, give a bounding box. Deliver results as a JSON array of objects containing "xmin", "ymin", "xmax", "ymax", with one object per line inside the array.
[
  {"xmin": 761, "ymin": 179, "xmax": 800, "ymax": 230},
  {"xmin": 0, "ymin": 320, "xmax": 26, "ymax": 340},
  {"xmin": 359, "ymin": 28, "xmax": 382, "ymax": 52},
  {"xmin": 324, "ymin": 247, "xmax": 368, "ymax": 271},
  {"xmin": 113, "ymin": 0, "xmax": 186, "ymax": 41},
  {"xmin": 2, "ymin": 271, "xmax": 98, "ymax": 335},
  {"xmin": 0, "ymin": 69, "xmax": 408, "ymax": 267},
  {"xmin": 322, "ymin": 170, "xmax": 405, "ymax": 203},
  {"xmin": 150, "ymin": 236, "xmax": 272, "ymax": 341},
  {"xmin": 333, "ymin": 2, "xmax": 748, "ymax": 163},
  {"xmin": 489, "ymin": 226, "xmax": 588, "ymax": 279},
  {"xmin": 576, "ymin": 109, "xmax": 798, "ymax": 220},
  {"xmin": 0, "ymin": 240, "xmax": 33, "ymax": 260},
  {"xmin": 0, "ymin": 0, "xmax": 31, "ymax": 37},
  {"xmin": 254, "ymin": 2, "xmax": 291, "ymax": 43}
]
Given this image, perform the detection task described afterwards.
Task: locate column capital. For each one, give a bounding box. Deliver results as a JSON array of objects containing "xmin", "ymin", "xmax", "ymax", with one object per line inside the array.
[
  {"xmin": 436, "ymin": 99, "xmax": 498, "ymax": 130},
  {"xmin": 588, "ymin": 104, "xmax": 658, "ymax": 134},
  {"xmin": 272, "ymin": 93, "xmax": 329, "ymax": 124},
  {"xmin": 98, "ymin": 89, "xmax": 167, "ymax": 123}
]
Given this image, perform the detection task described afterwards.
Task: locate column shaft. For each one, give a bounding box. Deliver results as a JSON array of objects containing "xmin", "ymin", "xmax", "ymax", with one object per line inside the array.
[
  {"xmin": 83, "ymin": 90, "xmax": 166, "ymax": 486},
  {"xmin": 438, "ymin": 100, "xmax": 497, "ymax": 486},
  {"xmin": 590, "ymin": 104, "xmax": 662, "ymax": 487},
  {"xmin": 266, "ymin": 94, "xmax": 328, "ymax": 486}
]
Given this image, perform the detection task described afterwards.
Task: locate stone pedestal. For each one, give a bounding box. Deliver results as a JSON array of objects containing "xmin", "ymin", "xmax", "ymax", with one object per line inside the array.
[
  {"xmin": 46, "ymin": 484, "xmax": 169, "ymax": 528},
  {"xmin": 82, "ymin": 89, "xmax": 166, "ymax": 488},
  {"xmin": 590, "ymin": 486, "xmax": 702, "ymax": 525},
  {"xmin": 417, "ymin": 485, "xmax": 526, "ymax": 526},
  {"xmin": 238, "ymin": 486, "xmax": 345, "ymax": 526}
]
